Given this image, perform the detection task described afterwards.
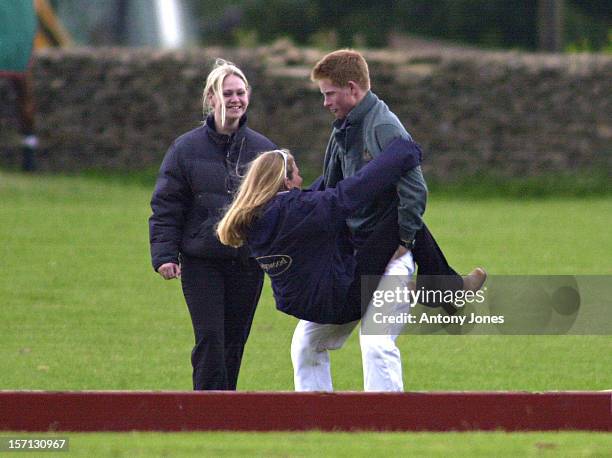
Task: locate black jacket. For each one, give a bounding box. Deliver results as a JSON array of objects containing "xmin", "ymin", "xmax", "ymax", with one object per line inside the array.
[{"xmin": 149, "ymin": 115, "xmax": 276, "ymax": 271}]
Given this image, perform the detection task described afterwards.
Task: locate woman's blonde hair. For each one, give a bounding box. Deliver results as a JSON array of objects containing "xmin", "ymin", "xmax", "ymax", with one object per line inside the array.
[
  {"xmin": 203, "ymin": 58, "xmax": 249, "ymax": 127},
  {"xmin": 217, "ymin": 149, "xmax": 295, "ymax": 248}
]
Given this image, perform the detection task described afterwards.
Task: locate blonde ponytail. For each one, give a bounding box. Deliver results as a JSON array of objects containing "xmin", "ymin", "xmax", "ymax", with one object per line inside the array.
[{"xmin": 217, "ymin": 150, "xmax": 294, "ymax": 247}]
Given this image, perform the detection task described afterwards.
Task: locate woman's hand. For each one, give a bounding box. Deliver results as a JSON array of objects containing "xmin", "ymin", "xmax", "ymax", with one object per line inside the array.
[{"xmin": 158, "ymin": 262, "xmax": 181, "ymax": 280}]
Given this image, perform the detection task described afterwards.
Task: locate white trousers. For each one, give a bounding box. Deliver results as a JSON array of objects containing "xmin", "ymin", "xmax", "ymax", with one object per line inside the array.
[{"xmin": 290, "ymin": 251, "xmax": 415, "ymax": 392}]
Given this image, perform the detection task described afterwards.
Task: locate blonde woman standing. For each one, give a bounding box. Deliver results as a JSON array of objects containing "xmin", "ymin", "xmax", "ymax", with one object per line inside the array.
[{"xmin": 149, "ymin": 59, "xmax": 275, "ymax": 390}]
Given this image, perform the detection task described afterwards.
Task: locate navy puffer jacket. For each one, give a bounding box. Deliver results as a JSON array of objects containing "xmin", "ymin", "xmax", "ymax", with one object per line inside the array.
[
  {"xmin": 247, "ymin": 138, "xmax": 422, "ymax": 323},
  {"xmin": 149, "ymin": 115, "xmax": 276, "ymax": 271}
]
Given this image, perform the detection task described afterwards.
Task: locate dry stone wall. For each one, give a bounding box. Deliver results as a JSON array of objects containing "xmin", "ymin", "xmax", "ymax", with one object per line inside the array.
[{"xmin": 1, "ymin": 44, "xmax": 610, "ymax": 180}]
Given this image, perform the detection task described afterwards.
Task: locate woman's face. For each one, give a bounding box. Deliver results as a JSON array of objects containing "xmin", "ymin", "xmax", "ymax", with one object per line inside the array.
[
  {"xmin": 285, "ymin": 159, "xmax": 303, "ymax": 190},
  {"xmin": 210, "ymin": 74, "xmax": 249, "ymax": 126}
]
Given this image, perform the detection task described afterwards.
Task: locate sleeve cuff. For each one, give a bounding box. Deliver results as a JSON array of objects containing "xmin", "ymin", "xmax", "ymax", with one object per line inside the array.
[{"xmin": 399, "ymin": 229, "xmax": 416, "ymax": 244}]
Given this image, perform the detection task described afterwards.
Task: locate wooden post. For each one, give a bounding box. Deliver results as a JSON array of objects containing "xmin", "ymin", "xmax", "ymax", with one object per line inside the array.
[{"xmin": 538, "ymin": 0, "xmax": 564, "ymax": 52}]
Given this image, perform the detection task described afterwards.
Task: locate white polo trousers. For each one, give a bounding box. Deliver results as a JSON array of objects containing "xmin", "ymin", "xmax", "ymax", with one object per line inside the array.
[{"xmin": 290, "ymin": 251, "xmax": 415, "ymax": 391}]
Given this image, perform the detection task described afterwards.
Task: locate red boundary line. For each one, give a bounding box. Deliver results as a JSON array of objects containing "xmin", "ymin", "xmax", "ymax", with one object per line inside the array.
[{"xmin": 1, "ymin": 391, "xmax": 610, "ymax": 432}]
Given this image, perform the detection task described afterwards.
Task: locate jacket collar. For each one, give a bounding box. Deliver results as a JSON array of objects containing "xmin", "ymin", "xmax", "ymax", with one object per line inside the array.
[
  {"xmin": 331, "ymin": 91, "xmax": 377, "ymax": 151},
  {"xmin": 206, "ymin": 114, "xmax": 248, "ymax": 146},
  {"xmin": 332, "ymin": 91, "xmax": 377, "ymax": 131}
]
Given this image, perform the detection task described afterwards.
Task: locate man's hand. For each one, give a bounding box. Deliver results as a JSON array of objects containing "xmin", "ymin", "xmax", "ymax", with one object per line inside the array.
[
  {"xmin": 390, "ymin": 244, "xmax": 409, "ymax": 261},
  {"xmin": 158, "ymin": 262, "xmax": 181, "ymax": 280}
]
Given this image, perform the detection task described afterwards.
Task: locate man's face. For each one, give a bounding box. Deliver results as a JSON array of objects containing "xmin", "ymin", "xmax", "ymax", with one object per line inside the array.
[{"xmin": 318, "ymin": 79, "xmax": 358, "ymax": 120}]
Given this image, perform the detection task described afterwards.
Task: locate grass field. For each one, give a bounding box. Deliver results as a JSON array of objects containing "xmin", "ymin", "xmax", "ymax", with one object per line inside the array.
[
  {"xmin": 2, "ymin": 432, "xmax": 611, "ymax": 457},
  {"xmin": 1, "ymin": 170, "xmax": 610, "ymax": 455}
]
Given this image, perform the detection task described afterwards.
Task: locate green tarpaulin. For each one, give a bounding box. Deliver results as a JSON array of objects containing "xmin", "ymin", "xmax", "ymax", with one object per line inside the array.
[{"xmin": 0, "ymin": 0, "xmax": 37, "ymax": 74}]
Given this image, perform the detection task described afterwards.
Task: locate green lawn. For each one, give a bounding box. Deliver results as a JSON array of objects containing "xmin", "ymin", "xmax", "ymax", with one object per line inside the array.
[
  {"xmin": 1, "ymin": 171, "xmax": 610, "ymax": 391},
  {"xmin": 2, "ymin": 432, "xmax": 611, "ymax": 457},
  {"xmin": 0, "ymin": 171, "xmax": 610, "ymax": 455}
]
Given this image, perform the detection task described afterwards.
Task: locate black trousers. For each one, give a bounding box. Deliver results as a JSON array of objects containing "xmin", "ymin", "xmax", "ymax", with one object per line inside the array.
[
  {"xmin": 343, "ymin": 209, "xmax": 403, "ymax": 322},
  {"xmin": 180, "ymin": 255, "xmax": 264, "ymax": 390},
  {"xmin": 340, "ymin": 211, "xmax": 463, "ymax": 323},
  {"xmin": 413, "ymin": 223, "xmax": 463, "ymax": 313}
]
